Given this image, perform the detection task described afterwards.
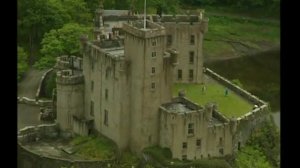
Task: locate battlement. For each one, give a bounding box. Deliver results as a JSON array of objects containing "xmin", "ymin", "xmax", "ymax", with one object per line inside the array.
[
  {"xmin": 56, "ymin": 70, "xmax": 84, "ymax": 85},
  {"xmin": 56, "ymin": 55, "xmax": 83, "ymax": 70},
  {"xmin": 123, "ymin": 20, "xmax": 166, "ymax": 38},
  {"xmin": 160, "ymin": 96, "xmax": 203, "ymax": 115},
  {"xmin": 153, "ymin": 15, "xmax": 208, "ymax": 23}
]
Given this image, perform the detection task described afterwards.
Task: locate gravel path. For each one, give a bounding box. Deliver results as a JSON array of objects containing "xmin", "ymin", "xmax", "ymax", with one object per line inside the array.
[
  {"xmin": 18, "ymin": 68, "xmax": 48, "ymax": 98},
  {"xmin": 17, "ymin": 68, "xmax": 52, "ymax": 130}
]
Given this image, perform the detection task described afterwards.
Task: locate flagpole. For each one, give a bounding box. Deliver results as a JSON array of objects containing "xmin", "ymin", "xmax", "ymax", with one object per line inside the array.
[{"xmin": 144, "ymin": 0, "xmax": 146, "ymax": 29}]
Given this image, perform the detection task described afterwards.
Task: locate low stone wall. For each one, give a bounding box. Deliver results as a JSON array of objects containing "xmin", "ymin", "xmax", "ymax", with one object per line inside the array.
[
  {"xmin": 18, "ymin": 123, "xmax": 59, "ymax": 143},
  {"xmin": 18, "ymin": 144, "xmax": 116, "ymax": 168},
  {"xmin": 203, "ymin": 68, "xmax": 270, "ymax": 152},
  {"xmin": 18, "ymin": 124, "xmax": 116, "ymax": 168},
  {"xmin": 36, "ymin": 68, "xmax": 53, "ymax": 99},
  {"xmin": 204, "ymin": 68, "xmax": 266, "ymax": 106},
  {"xmin": 17, "ymin": 97, "xmax": 52, "ymax": 107}
]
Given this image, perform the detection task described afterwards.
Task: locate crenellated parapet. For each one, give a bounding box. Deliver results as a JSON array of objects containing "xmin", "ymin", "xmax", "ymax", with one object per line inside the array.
[
  {"xmin": 123, "ymin": 20, "xmax": 166, "ymax": 38},
  {"xmin": 55, "ymin": 55, "xmax": 83, "ymax": 70},
  {"xmin": 56, "ymin": 70, "xmax": 84, "ymax": 85}
]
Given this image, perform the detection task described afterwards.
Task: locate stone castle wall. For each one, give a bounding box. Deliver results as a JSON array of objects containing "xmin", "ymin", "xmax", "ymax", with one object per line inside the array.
[
  {"xmin": 18, "ymin": 124, "xmax": 115, "ymax": 168},
  {"xmin": 204, "ymin": 68, "xmax": 266, "ymax": 105},
  {"xmin": 204, "ymin": 68, "xmax": 270, "ymax": 151}
]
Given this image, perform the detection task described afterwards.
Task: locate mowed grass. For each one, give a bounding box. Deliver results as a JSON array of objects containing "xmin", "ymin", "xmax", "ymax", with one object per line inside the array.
[
  {"xmin": 70, "ymin": 135, "xmax": 116, "ymax": 160},
  {"xmin": 173, "ymin": 83, "xmax": 253, "ymax": 118}
]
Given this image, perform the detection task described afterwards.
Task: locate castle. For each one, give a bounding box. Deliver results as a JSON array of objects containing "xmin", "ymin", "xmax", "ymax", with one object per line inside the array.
[{"xmin": 54, "ymin": 1, "xmax": 269, "ymax": 160}]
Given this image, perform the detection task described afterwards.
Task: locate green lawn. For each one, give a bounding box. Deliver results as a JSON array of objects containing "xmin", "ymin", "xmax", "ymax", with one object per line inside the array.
[
  {"xmin": 172, "ymin": 83, "xmax": 253, "ymax": 118},
  {"xmin": 70, "ymin": 135, "xmax": 116, "ymax": 160}
]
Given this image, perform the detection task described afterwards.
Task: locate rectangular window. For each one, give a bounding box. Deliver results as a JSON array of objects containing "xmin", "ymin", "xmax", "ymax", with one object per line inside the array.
[
  {"xmin": 190, "ymin": 35, "xmax": 195, "ymax": 45},
  {"xmin": 90, "ymin": 101, "xmax": 94, "ymax": 116},
  {"xmin": 151, "ymin": 82, "xmax": 156, "ymax": 89},
  {"xmin": 152, "ymin": 40, "xmax": 157, "ymax": 46},
  {"xmin": 219, "ymin": 137, "xmax": 223, "ymax": 146},
  {"xmin": 91, "ymin": 81, "xmax": 94, "ymax": 91},
  {"xmin": 196, "ymin": 139, "xmax": 201, "ymax": 147},
  {"xmin": 91, "ymin": 61, "xmax": 94, "ymax": 71},
  {"xmin": 105, "ymin": 89, "xmax": 108, "ymax": 100},
  {"xmin": 152, "ymin": 67, "xmax": 155, "ymax": 74},
  {"xmin": 188, "ymin": 123, "xmax": 194, "ymax": 135},
  {"xmin": 104, "ymin": 109, "xmax": 108, "ymax": 126},
  {"xmin": 189, "ymin": 69, "xmax": 194, "ymax": 80},
  {"xmin": 182, "ymin": 142, "xmax": 187, "ymax": 149},
  {"xmin": 219, "ymin": 148, "xmax": 224, "ymax": 155},
  {"xmin": 106, "ymin": 68, "xmax": 110, "ymax": 79},
  {"xmin": 182, "ymin": 155, "xmax": 187, "ymax": 161},
  {"xmin": 189, "ymin": 51, "xmax": 194, "ymax": 64},
  {"xmin": 152, "ymin": 52, "xmax": 156, "ymax": 57},
  {"xmin": 178, "ymin": 69, "xmax": 182, "ymax": 80},
  {"xmin": 167, "ymin": 35, "xmax": 172, "ymax": 45}
]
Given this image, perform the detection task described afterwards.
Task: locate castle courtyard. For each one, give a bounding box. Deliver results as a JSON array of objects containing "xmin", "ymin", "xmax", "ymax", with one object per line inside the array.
[{"xmin": 173, "ymin": 74, "xmax": 253, "ymax": 118}]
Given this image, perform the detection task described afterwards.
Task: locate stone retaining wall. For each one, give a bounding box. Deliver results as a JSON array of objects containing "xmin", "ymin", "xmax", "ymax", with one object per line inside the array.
[
  {"xmin": 18, "ymin": 144, "xmax": 116, "ymax": 168},
  {"xmin": 18, "ymin": 124, "xmax": 116, "ymax": 168},
  {"xmin": 17, "ymin": 97, "xmax": 52, "ymax": 107}
]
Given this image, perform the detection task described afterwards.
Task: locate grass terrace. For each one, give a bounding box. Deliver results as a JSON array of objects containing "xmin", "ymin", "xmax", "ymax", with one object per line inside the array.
[
  {"xmin": 69, "ymin": 135, "xmax": 116, "ymax": 160},
  {"xmin": 172, "ymin": 80, "xmax": 253, "ymax": 118}
]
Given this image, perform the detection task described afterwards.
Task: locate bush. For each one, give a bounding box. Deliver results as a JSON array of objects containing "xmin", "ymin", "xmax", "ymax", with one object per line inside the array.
[{"xmin": 247, "ymin": 117, "xmax": 280, "ymax": 167}]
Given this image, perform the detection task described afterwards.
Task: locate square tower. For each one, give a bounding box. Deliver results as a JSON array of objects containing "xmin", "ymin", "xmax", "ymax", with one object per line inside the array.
[{"xmin": 123, "ymin": 20, "xmax": 177, "ymax": 152}]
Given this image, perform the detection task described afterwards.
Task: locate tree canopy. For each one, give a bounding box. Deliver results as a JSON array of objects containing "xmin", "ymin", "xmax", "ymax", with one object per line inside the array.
[
  {"xmin": 34, "ymin": 23, "xmax": 90, "ymax": 69},
  {"xmin": 234, "ymin": 146, "xmax": 272, "ymax": 168},
  {"xmin": 18, "ymin": 0, "xmax": 92, "ymax": 65},
  {"xmin": 18, "ymin": 47, "xmax": 29, "ymax": 81}
]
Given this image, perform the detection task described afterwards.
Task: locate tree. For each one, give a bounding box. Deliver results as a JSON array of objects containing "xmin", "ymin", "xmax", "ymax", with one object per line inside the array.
[
  {"xmin": 131, "ymin": 0, "xmax": 180, "ymax": 14},
  {"xmin": 34, "ymin": 23, "xmax": 90, "ymax": 69},
  {"xmin": 235, "ymin": 146, "xmax": 272, "ymax": 168},
  {"xmin": 84, "ymin": 0, "xmax": 100, "ymax": 13},
  {"xmin": 18, "ymin": 47, "xmax": 29, "ymax": 81},
  {"xmin": 18, "ymin": 0, "xmax": 70, "ymax": 64},
  {"xmin": 18, "ymin": 0, "xmax": 92, "ymax": 65},
  {"xmin": 248, "ymin": 117, "xmax": 280, "ymax": 167},
  {"xmin": 62, "ymin": 0, "xmax": 92, "ymax": 25}
]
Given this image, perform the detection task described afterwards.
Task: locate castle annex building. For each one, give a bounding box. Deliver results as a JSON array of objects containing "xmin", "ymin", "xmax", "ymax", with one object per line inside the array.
[{"xmin": 55, "ymin": 2, "xmax": 269, "ymax": 160}]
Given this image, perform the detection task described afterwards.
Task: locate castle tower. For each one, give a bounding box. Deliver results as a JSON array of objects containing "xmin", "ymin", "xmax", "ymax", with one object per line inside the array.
[
  {"xmin": 123, "ymin": 20, "xmax": 177, "ymax": 152},
  {"xmin": 161, "ymin": 12, "xmax": 208, "ymax": 83},
  {"xmin": 94, "ymin": 0, "xmax": 105, "ymax": 40},
  {"xmin": 56, "ymin": 69, "xmax": 84, "ymax": 131}
]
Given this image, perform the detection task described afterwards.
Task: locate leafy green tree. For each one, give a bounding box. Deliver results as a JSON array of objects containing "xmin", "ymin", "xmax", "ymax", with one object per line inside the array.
[
  {"xmin": 18, "ymin": 0, "xmax": 92, "ymax": 65},
  {"xmin": 35, "ymin": 23, "xmax": 90, "ymax": 69},
  {"xmin": 131, "ymin": 0, "xmax": 180, "ymax": 14},
  {"xmin": 18, "ymin": 0, "xmax": 70, "ymax": 64},
  {"xmin": 234, "ymin": 146, "xmax": 272, "ymax": 168},
  {"xmin": 62, "ymin": 0, "xmax": 92, "ymax": 25},
  {"xmin": 248, "ymin": 117, "xmax": 280, "ymax": 167},
  {"xmin": 84, "ymin": 0, "xmax": 100, "ymax": 13},
  {"xmin": 18, "ymin": 47, "xmax": 29, "ymax": 81}
]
